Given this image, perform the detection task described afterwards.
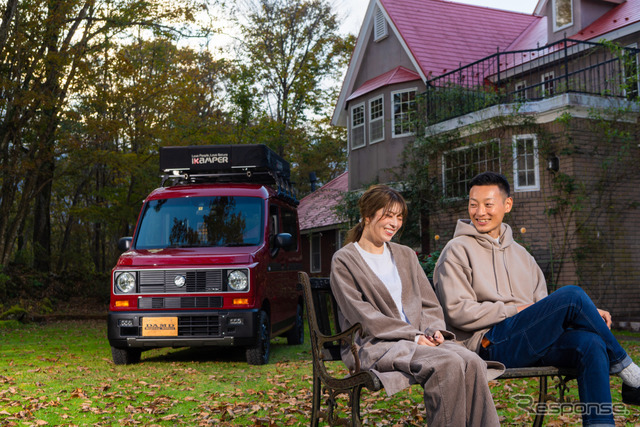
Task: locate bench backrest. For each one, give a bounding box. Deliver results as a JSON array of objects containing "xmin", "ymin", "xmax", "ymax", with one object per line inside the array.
[{"xmin": 299, "ymin": 272, "xmax": 343, "ymax": 362}]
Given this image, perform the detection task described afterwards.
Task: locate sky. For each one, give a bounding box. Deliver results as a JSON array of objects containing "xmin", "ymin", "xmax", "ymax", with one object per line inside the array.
[{"xmin": 337, "ymin": 0, "xmax": 541, "ymax": 35}]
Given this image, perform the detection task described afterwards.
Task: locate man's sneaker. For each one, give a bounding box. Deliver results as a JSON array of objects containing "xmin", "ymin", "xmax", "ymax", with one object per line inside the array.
[{"xmin": 622, "ymin": 383, "xmax": 640, "ymax": 405}]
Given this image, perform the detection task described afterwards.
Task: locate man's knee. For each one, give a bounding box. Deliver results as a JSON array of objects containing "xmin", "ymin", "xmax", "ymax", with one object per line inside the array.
[{"xmin": 553, "ymin": 285, "xmax": 590, "ymax": 305}]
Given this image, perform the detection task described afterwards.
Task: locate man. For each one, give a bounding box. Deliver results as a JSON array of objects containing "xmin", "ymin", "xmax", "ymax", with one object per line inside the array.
[{"xmin": 433, "ymin": 171, "xmax": 640, "ymax": 427}]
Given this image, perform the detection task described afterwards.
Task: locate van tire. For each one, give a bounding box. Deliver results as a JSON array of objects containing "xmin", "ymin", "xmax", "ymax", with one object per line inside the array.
[
  {"xmin": 111, "ymin": 346, "xmax": 141, "ymax": 365},
  {"xmin": 286, "ymin": 303, "xmax": 304, "ymax": 345},
  {"xmin": 246, "ymin": 310, "xmax": 270, "ymax": 365}
]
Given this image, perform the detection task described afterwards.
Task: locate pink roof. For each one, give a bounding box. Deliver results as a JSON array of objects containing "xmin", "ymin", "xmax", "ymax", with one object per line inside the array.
[
  {"xmin": 348, "ymin": 67, "xmax": 421, "ymax": 101},
  {"xmin": 381, "ymin": 0, "xmax": 541, "ymax": 78},
  {"xmin": 571, "ymin": 0, "xmax": 640, "ymax": 41},
  {"xmin": 506, "ymin": 16, "xmax": 549, "ymax": 51},
  {"xmin": 298, "ymin": 172, "xmax": 349, "ymax": 231}
]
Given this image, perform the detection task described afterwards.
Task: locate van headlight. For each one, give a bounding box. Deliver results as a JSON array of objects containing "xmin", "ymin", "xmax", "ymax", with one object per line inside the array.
[
  {"xmin": 115, "ymin": 272, "xmax": 136, "ymax": 293},
  {"xmin": 227, "ymin": 270, "xmax": 248, "ymax": 291}
]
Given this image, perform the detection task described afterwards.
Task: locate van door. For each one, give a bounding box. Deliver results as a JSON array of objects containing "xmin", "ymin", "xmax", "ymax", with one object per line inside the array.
[{"xmin": 266, "ymin": 203, "xmax": 301, "ymax": 335}]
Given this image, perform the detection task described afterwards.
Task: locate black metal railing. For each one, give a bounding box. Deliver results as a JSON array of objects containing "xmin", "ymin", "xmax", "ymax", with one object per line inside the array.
[{"xmin": 424, "ymin": 38, "xmax": 640, "ymax": 124}]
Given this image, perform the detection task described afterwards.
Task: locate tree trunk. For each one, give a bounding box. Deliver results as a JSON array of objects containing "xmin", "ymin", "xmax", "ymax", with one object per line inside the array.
[{"xmin": 32, "ymin": 156, "xmax": 54, "ymax": 273}]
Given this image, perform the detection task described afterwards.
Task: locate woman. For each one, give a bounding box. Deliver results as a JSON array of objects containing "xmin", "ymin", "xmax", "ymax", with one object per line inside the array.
[{"xmin": 330, "ymin": 184, "xmax": 500, "ymax": 426}]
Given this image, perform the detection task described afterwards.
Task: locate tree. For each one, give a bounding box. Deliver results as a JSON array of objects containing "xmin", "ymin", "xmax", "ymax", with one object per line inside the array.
[
  {"xmin": 235, "ymin": 0, "xmax": 351, "ymax": 156},
  {"xmin": 290, "ymin": 116, "xmax": 348, "ymax": 195},
  {"xmin": 54, "ymin": 38, "xmax": 230, "ymax": 273},
  {"xmin": 0, "ymin": 0, "xmax": 213, "ymax": 272}
]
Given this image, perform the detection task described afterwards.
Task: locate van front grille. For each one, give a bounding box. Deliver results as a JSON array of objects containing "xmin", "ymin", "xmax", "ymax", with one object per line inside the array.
[
  {"xmin": 138, "ymin": 270, "xmax": 224, "ymax": 293},
  {"xmin": 138, "ymin": 296, "xmax": 223, "ymax": 309}
]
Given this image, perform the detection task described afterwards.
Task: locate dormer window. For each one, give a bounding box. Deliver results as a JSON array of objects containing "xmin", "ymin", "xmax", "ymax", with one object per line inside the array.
[
  {"xmin": 553, "ymin": 0, "xmax": 573, "ymax": 32},
  {"xmin": 374, "ymin": 6, "xmax": 388, "ymax": 42}
]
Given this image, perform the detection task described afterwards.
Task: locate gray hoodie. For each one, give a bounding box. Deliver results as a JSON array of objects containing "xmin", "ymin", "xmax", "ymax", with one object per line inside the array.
[{"xmin": 433, "ymin": 219, "xmax": 548, "ymax": 352}]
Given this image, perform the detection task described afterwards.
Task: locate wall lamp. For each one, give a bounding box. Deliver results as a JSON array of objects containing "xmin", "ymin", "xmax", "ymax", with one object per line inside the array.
[{"xmin": 547, "ymin": 155, "xmax": 559, "ymax": 173}]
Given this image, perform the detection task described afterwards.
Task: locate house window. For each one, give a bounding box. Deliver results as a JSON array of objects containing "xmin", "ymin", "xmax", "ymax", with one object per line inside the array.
[
  {"xmin": 350, "ymin": 103, "xmax": 365, "ymax": 149},
  {"xmin": 369, "ymin": 96, "xmax": 384, "ymax": 143},
  {"xmin": 310, "ymin": 233, "xmax": 321, "ymax": 273},
  {"xmin": 442, "ymin": 139, "xmax": 501, "ymax": 199},
  {"xmin": 392, "ymin": 89, "xmax": 416, "ymax": 137},
  {"xmin": 553, "ymin": 0, "xmax": 573, "ymax": 31},
  {"xmin": 515, "ymin": 81, "xmax": 527, "ymax": 100},
  {"xmin": 512, "ymin": 135, "xmax": 540, "ymax": 192},
  {"xmin": 336, "ymin": 229, "xmax": 346, "ymax": 249},
  {"xmin": 623, "ymin": 44, "xmax": 639, "ymax": 100},
  {"xmin": 374, "ymin": 6, "xmax": 388, "ymax": 42},
  {"xmin": 542, "ymin": 72, "xmax": 555, "ymax": 97}
]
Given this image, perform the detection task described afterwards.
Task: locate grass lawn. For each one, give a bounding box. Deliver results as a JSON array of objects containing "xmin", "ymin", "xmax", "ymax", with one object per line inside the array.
[{"xmin": 1, "ymin": 319, "xmax": 640, "ymax": 425}]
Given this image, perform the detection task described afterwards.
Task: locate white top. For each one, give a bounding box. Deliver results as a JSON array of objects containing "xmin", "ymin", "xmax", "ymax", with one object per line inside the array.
[{"xmin": 355, "ymin": 242, "xmax": 408, "ymax": 322}]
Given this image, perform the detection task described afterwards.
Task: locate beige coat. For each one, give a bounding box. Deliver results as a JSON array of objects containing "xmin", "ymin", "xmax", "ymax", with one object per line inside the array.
[{"xmin": 434, "ymin": 220, "xmax": 548, "ymax": 352}]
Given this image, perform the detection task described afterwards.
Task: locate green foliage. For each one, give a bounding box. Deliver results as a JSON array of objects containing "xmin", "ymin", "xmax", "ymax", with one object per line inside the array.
[
  {"xmin": 0, "ymin": 0, "xmax": 214, "ymax": 275},
  {"xmin": 418, "ymin": 250, "xmax": 441, "ymax": 278},
  {"xmin": 0, "ymin": 305, "xmax": 27, "ymax": 322},
  {"xmin": 237, "ymin": 0, "xmax": 349, "ymax": 130},
  {"xmin": 426, "ymin": 84, "xmax": 504, "ymax": 123},
  {"xmin": 0, "ymin": 320, "xmax": 23, "ymax": 329},
  {"xmin": 0, "ymin": 272, "xmax": 11, "ymax": 299}
]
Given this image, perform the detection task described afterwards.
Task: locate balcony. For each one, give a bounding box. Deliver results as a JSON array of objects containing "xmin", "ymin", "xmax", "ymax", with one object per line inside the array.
[{"xmin": 424, "ymin": 38, "xmax": 640, "ymax": 125}]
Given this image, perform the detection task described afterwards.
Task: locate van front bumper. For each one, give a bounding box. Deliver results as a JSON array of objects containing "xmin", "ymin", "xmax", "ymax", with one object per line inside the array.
[{"xmin": 107, "ymin": 309, "xmax": 259, "ymax": 349}]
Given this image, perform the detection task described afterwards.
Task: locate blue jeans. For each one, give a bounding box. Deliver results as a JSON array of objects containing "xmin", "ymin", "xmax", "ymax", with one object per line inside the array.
[{"xmin": 479, "ymin": 286, "xmax": 631, "ymax": 426}]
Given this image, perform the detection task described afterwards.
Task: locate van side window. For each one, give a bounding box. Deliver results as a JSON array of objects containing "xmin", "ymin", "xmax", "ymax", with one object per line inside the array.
[{"xmin": 282, "ymin": 208, "xmax": 299, "ymax": 251}]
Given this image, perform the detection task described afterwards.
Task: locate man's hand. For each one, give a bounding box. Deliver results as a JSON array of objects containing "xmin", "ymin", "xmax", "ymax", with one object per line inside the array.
[
  {"xmin": 517, "ymin": 303, "xmax": 534, "ymax": 313},
  {"xmin": 417, "ymin": 331, "xmax": 445, "ymax": 347},
  {"xmin": 598, "ymin": 308, "xmax": 612, "ymax": 329}
]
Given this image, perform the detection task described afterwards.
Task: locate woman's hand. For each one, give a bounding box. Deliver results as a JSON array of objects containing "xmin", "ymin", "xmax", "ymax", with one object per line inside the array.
[{"xmin": 417, "ymin": 331, "xmax": 444, "ymax": 347}]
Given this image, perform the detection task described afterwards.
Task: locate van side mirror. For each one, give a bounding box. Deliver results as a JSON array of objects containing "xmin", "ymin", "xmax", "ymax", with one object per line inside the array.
[
  {"xmin": 275, "ymin": 233, "xmax": 294, "ymax": 251},
  {"xmin": 118, "ymin": 237, "xmax": 132, "ymax": 252}
]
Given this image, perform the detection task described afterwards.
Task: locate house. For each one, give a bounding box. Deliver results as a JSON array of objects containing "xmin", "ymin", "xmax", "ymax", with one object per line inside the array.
[
  {"xmin": 298, "ymin": 172, "xmax": 349, "ymax": 277},
  {"xmin": 332, "ymin": 0, "xmax": 640, "ymax": 322}
]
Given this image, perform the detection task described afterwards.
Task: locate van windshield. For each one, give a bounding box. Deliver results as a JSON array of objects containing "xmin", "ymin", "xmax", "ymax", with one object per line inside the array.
[{"xmin": 135, "ymin": 196, "xmax": 264, "ymax": 249}]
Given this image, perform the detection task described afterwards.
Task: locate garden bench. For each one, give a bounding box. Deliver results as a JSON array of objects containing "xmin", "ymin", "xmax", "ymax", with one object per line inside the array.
[{"xmin": 299, "ymin": 271, "xmax": 577, "ymax": 427}]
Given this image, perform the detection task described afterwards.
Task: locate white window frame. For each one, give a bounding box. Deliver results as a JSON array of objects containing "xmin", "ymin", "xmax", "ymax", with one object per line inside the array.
[
  {"xmin": 369, "ymin": 95, "xmax": 384, "ymax": 144},
  {"xmin": 623, "ymin": 43, "xmax": 639, "ymax": 100},
  {"xmin": 515, "ymin": 80, "xmax": 527, "ymax": 100},
  {"xmin": 512, "ymin": 134, "xmax": 540, "ymax": 192},
  {"xmin": 350, "ymin": 103, "xmax": 366, "ymax": 150},
  {"xmin": 310, "ymin": 233, "xmax": 321, "ymax": 273},
  {"xmin": 541, "ymin": 72, "xmax": 555, "ymax": 96},
  {"xmin": 374, "ymin": 6, "xmax": 388, "ymax": 42},
  {"xmin": 336, "ymin": 229, "xmax": 346, "ymax": 250},
  {"xmin": 553, "ymin": 0, "xmax": 573, "ymax": 32},
  {"xmin": 441, "ymin": 139, "xmax": 501, "ymax": 199},
  {"xmin": 391, "ymin": 88, "xmax": 417, "ymax": 138}
]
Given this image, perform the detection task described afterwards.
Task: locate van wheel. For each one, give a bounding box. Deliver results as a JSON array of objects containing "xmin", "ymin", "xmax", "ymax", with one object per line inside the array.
[
  {"xmin": 111, "ymin": 346, "xmax": 141, "ymax": 365},
  {"xmin": 286, "ymin": 303, "xmax": 304, "ymax": 345},
  {"xmin": 246, "ymin": 311, "xmax": 270, "ymax": 365}
]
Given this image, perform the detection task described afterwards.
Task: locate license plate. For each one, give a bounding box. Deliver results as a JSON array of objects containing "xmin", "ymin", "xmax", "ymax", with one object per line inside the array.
[{"xmin": 142, "ymin": 317, "xmax": 178, "ymax": 337}]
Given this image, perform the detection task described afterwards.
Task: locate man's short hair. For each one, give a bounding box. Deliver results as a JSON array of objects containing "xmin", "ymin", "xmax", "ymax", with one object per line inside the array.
[{"xmin": 469, "ymin": 172, "xmax": 511, "ymax": 197}]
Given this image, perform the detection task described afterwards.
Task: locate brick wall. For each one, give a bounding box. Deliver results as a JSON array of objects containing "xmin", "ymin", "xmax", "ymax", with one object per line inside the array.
[{"xmin": 427, "ymin": 116, "xmax": 640, "ymax": 321}]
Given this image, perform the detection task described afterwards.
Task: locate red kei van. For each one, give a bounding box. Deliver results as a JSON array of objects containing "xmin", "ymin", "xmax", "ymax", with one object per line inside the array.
[{"xmin": 107, "ymin": 145, "xmax": 303, "ymax": 365}]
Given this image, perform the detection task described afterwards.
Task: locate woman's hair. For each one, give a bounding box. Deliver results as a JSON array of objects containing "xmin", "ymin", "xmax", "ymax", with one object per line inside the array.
[{"xmin": 344, "ymin": 184, "xmax": 408, "ymax": 245}]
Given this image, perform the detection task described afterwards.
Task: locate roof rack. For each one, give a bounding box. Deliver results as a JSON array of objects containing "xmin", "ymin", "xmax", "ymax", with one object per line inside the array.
[{"xmin": 159, "ymin": 144, "xmax": 298, "ymax": 204}]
